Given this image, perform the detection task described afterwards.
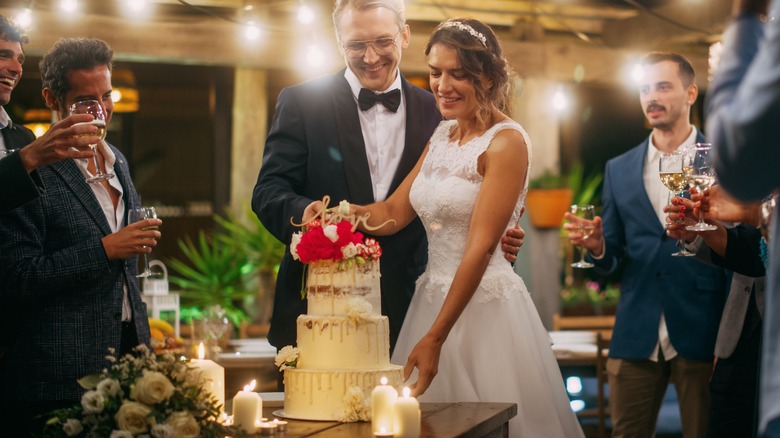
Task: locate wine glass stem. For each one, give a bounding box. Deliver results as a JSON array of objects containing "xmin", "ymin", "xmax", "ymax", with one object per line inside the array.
[
  {"xmin": 142, "ymin": 253, "xmax": 150, "ymax": 275},
  {"xmin": 91, "ymin": 144, "xmax": 104, "ymax": 177},
  {"xmin": 579, "ymin": 245, "xmax": 586, "ymax": 264}
]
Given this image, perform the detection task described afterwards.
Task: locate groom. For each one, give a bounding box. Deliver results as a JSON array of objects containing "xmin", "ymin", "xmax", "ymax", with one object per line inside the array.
[{"xmin": 252, "ymin": 0, "xmax": 522, "ymax": 353}]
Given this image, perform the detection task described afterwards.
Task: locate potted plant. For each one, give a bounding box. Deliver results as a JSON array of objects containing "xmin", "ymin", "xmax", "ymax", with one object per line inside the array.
[{"xmin": 526, "ymin": 163, "xmax": 603, "ymax": 229}]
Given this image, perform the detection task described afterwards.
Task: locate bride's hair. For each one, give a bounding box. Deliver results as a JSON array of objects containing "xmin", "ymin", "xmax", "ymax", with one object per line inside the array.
[{"xmin": 425, "ymin": 18, "xmax": 513, "ymax": 125}]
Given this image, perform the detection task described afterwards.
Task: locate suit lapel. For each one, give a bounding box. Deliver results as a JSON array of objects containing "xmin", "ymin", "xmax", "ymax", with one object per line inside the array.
[
  {"xmin": 50, "ymin": 158, "xmax": 113, "ymax": 236},
  {"xmin": 332, "ymin": 71, "xmax": 375, "ymax": 204},
  {"xmin": 628, "ymin": 139, "xmax": 663, "ymax": 230},
  {"xmin": 388, "ymin": 77, "xmax": 429, "ymax": 193}
]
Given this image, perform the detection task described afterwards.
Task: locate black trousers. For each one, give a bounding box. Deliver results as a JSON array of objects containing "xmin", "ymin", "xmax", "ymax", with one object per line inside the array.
[{"xmin": 707, "ymin": 290, "xmax": 763, "ymax": 438}]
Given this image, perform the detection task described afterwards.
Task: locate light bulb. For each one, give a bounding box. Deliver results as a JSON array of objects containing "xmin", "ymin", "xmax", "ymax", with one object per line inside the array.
[
  {"xmin": 60, "ymin": 0, "xmax": 78, "ymax": 13},
  {"xmin": 297, "ymin": 4, "xmax": 314, "ymax": 24}
]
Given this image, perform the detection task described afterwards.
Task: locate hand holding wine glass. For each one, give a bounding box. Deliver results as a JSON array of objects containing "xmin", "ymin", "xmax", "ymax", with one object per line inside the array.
[
  {"xmin": 684, "ymin": 143, "xmax": 718, "ymax": 231},
  {"xmin": 69, "ymin": 99, "xmax": 112, "ymax": 183},
  {"xmin": 659, "ymin": 151, "xmax": 695, "ymax": 256},
  {"xmin": 568, "ymin": 204, "xmax": 596, "ymax": 268},
  {"xmin": 129, "ymin": 206, "xmax": 159, "ymax": 278}
]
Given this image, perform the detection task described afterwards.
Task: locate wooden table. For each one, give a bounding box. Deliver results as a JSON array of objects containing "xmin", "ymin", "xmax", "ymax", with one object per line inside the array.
[{"xmin": 251, "ymin": 402, "xmax": 517, "ymax": 437}]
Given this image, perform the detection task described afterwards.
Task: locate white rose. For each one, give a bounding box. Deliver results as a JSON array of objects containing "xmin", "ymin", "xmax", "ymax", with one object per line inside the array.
[
  {"xmin": 115, "ymin": 401, "xmax": 152, "ymax": 435},
  {"xmin": 165, "ymin": 412, "xmax": 201, "ymax": 438},
  {"xmin": 81, "ymin": 390, "xmax": 105, "ymax": 415},
  {"xmin": 323, "ymin": 224, "xmax": 339, "ymax": 242},
  {"xmin": 110, "ymin": 431, "xmax": 133, "ymax": 438},
  {"xmin": 130, "ymin": 370, "xmax": 175, "ymax": 405},
  {"xmin": 151, "ymin": 424, "xmax": 175, "ymax": 438},
  {"xmin": 290, "ymin": 232, "xmax": 302, "ymax": 260},
  {"xmin": 274, "ymin": 345, "xmax": 299, "ymax": 370},
  {"xmin": 341, "ymin": 242, "xmax": 358, "ymax": 259},
  {"xmin": 338, "ymin": 200, "xmax": 350, "ymax": 216},
  {"xmin": 62, "ymin": 419, "xmax": 83, "ymax": 437},
  {"xmin": 97, "ymin": 378, "xmax": 122, "ymax": 398}
]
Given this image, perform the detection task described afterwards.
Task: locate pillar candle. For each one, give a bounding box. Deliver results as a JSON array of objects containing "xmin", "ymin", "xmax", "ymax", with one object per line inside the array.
[
  {"xmin": 372, "ymin": 376, "xmax": 398, "ymax": 434},
  {"xmin": 191, "ymin": 342, "xmax": 225, "ymax": 411},
  {"xmin": 394, "ymin": 387, "xmax": 421, "ymax": 438},
  {"xmin": 233, "ymin": 380, "xmax": 262, "ymax": 435}
]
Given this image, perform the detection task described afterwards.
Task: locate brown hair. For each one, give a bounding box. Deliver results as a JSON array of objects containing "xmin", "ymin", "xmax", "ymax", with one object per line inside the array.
[{"xmin": 641, "ymin": 51, "xmax": 696, "ymax": 87}]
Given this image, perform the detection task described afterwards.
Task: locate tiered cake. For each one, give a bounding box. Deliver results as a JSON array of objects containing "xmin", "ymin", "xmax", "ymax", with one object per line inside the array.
[{"xmin": 277, "ymin": 203, "xmax": 403, "ymax": 421}]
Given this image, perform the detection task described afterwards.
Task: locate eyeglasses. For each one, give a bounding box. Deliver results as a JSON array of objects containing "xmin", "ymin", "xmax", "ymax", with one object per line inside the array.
[{"xmin": 341, "ymin": 29, "xmax": 402, "ymax": 58}]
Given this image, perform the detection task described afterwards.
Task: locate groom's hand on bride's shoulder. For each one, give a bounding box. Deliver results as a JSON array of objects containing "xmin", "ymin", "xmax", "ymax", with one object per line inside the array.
[{"xmin": 502, "ymin": 224, "xmax": 525, "ymax": 263}]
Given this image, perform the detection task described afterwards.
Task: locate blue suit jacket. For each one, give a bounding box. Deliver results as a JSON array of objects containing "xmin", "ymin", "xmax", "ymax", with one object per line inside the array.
[
  {"xmin": 252, "ymin": 70, "xmax": 441, "ymax": 350},
  {"xmin": 592, "ymin": 134, "xmax": 727, "ymax": 361},
  {"xmin": 0, "ymin": 144, "xmax": 151, "ymax": 402}
]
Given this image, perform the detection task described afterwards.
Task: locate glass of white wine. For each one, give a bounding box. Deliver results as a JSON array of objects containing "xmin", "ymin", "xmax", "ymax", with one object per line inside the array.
[
  {"xmin": 69, "ymin": 99, "xmax": 112, "ymax": 183},
  {"xmin": 130, "ymin": 206, "xmax": 158, "ymax": 278},
  {"xmin": 685, "ymin": 143, "xmax": 718, "ymax": 231},
  {"xmin": 569, "ymin": 204, "xmax": 595, "ymax": 268},
  {"xmin": 659, "ymin": 151, "xmax": 695, "ymax": 256}
]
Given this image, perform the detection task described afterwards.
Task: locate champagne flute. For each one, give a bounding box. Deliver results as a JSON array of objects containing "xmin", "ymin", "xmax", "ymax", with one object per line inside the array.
[
  {"xmin": 685, "ymin": 143, "xmax": 718, "ymax": 231},
  {"xmin": 130, "ymin": 206, "xmax": 158, "ymax": 278},
  {"xmin": 569, "ymin": 204, "xmax": 595, "ymax": 268},
  {"xmin": 659, "ymin": 151, "xmax": 695, "ymax": 256},
  {"xmin": 69, "ymin": 99, "xmax": 113, "ymax": 183}
]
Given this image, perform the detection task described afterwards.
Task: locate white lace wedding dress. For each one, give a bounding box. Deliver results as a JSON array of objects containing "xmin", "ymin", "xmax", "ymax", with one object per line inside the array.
[{"xmin": 391, "ymin": 119, "xmax": 585, "ymax": 438}]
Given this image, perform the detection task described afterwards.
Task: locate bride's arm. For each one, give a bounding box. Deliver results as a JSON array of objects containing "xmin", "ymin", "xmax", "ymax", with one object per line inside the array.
[
  {"xmin": 302, "ymin": 145, "xmax": 430, "ymax": 235},
  {"xmin": 405, "ymin": 128, "xmax": 528, "ymax": 397}
]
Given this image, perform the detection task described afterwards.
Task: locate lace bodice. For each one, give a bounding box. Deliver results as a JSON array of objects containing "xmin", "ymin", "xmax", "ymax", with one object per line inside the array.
[{"xmin": 409, "ymin": 119, "xmax": 532, "ymax": 303}]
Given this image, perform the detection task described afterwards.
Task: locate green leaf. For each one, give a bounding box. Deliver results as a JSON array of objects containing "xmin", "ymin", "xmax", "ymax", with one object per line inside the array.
[{"xmin": 77, "ymin": 373, "xmax": 102, "ymax": 390}]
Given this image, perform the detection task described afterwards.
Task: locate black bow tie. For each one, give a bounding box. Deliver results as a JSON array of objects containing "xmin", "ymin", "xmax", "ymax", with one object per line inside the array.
[{"xmin": 358, "ymin": 88, "xmax": 401, "ymax": 113}]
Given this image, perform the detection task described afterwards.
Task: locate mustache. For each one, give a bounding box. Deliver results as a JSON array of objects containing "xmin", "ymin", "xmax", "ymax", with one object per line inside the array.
[{"xmin": 646, "ymin": 103, "xmax": 665, "ymax": 113}]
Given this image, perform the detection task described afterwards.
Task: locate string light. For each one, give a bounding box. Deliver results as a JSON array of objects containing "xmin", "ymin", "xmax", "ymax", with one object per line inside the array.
[
  {"xmin": 60, "ymin": 0, "xmax": 78, "ymax": 13},
  {"xmin": 297, "ymin": 3, "xmax": 314, "ymax": 25},
  {"xmin": 15, "ymin": 8, "xmax": 32, "ymax": 28},
  {"xmin": 306, "ymin": 43, "xmax": 324, "ymax": 68},
  {"xmin": 127, "ymin": 0, "xmax": 147, "ymax": 13},
  {"xmin": 552, "ymin": 84, "xmax": 569, "ymax": 112},
  {"xmin": 244, "ymin": 22, "xmax": 261, "ymax": 41}
]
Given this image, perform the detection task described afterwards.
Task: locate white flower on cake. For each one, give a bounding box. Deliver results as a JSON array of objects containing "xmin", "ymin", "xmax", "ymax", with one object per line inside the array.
[
  {"xmin": 338, "ymin": 200, "xmax": 351, "ymax": 216},
  {"xmin": 275, "ymin": 345, "xmax": 300, "ymax": 371},
  {"xmin": 338, "ymin": 387, "xmax": 370, "ymax": 422},
  {"xmin": 341, "ymin": 242, "xmax": 358, "ymax": 259},
  {"xmin": 290, "ymin": 232, "xmax": 302, "ymax": 261},
  {"xmin": 323, "ymin": 224, "xmax": 339, "ymax": 242},
  {"xmin": 344, "ymin": 297, "xmax": 373, "ymax": 323}
]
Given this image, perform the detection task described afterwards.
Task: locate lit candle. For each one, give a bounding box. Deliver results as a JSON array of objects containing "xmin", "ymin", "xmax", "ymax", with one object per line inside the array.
[
  {"xmin": 257, "ymin": 421, "xmax": 278, "ymax": 435},
  {"xmin": 233, "ymin": 379, "xmax": 262, "ymax": 435},
  {"xmin": 374, "ymin": 426, "xmax": 394, "ymax": 437},
  {"xmin": 372, "ymin": 376, "xmax": 398, "ymax": 434},
  {"xmin": 394, "ymin": 387, "xmax": 421, "ymax": 438},
  {"xmin": 191, "ymin": 343, "xmax": 225, "ymax": 411},
  {"xmin": 273, "ymin": 418, "xmax": 288, "ymax": 431}
]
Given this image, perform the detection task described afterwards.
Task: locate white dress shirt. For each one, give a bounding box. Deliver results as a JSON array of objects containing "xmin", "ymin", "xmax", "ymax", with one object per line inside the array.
[
  {"xmin": 74, "ymin": 141, "xmax": 132, "ymax": 321},
  {"xmin": 345, "ymin": 68, "xmax": 406, "ymax": 202},
  {"xmin": 644, "ymin": 126, "xmax": 698, "ymax": 362}
]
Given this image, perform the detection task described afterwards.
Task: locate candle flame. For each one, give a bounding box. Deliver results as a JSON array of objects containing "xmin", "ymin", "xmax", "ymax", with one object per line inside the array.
[
  {"xmin": 403, "ymin": 386, "xmax": 411, "ymax": 398},
  {"xmin": 197, "ymin": 342, "xmax": 205, "ymax": 360},
  {"xmin": 243, "ymin": 379, "xmax": 257, "ymax": 392},
  {"xmin": 380, "ymin": 426, "xmax": 388, "ymax": 433},
  {"xmin": 380, "ymin": 376, "xmax": 388, "ymax": 385}
]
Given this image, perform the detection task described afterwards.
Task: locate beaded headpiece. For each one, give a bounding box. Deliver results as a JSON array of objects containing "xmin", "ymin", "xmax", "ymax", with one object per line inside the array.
[{"xmin": 438, "ymin": 21, "xmax": 487, "ymax": 47}]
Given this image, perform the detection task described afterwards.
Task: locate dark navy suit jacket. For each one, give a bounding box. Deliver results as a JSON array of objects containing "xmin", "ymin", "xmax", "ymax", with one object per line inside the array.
[
  {"xmin": 0, "ymin": 122, "xmax": 38, "ymax": 213},
  {"xmin": 591, "ymin": 133, "xmax": 727, "ymax": 361},
  {"xmin": 252, "ymin": 70, "xmax": 441, "ymax": 350}
]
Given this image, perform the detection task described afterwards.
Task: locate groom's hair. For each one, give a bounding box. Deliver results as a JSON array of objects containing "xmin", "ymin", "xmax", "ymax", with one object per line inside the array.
[
  {"xmin": 642, "ymin": 51, "xmax": 696, "ymax": 87},
  {"xmin": 333, "ymin": 0, "xmax": 406, "ymax": 37}
]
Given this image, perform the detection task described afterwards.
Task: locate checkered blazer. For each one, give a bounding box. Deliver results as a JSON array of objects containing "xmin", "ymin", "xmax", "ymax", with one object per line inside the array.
[{"xmin": 0, "ymin": 143, "xmax": 151, "ymax": 402}]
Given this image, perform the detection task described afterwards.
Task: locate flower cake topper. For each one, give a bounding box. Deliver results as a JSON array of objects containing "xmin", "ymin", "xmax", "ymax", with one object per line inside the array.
[{"xmin": 289, "ymin": 195, "xmax": 391, "ymax": 264}]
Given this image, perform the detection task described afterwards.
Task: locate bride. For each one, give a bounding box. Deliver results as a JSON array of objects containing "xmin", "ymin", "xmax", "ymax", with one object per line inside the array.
[{"xmin": 306, "ymin": 18, "xmax": 583, "ymax": 437}]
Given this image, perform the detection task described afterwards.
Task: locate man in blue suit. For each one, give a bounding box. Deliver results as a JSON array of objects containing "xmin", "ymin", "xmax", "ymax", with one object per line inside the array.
[
  {"xmin": 252, "ymin": 0, "xmax": 522, "ymax": 354},
  {"xmin": 566, "ymin": 52, "xmax": 727, "ymax": 438},
  {"xmin": 0, "ymin": 38, "xmax": 160, "ymax": 436}
]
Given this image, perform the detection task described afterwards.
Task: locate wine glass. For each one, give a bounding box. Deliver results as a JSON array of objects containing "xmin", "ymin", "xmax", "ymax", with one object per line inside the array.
[
  {"xmin": 659, "ymin": 151, "xmax": 695, "ymax": 256},
  {"xmin": 69, "ymin": 99, "xmax": 113, "ymax": 183},
  {"xmin": 569, "ymin": 204, "xmax": 595, "ymax": 268},
  {"xmin": 129, "ymin": 206, "xmax": 158, "ymax": 278},
  {"xmin": 684, "ymin": 143, "xmax": 718, "ymax": 231}
]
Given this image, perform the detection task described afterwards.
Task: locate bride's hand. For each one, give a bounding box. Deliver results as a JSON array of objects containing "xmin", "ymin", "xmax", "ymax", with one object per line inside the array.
[{"xmin": 404, "ymin": 334, "xmax": 443, "ymax": 398}]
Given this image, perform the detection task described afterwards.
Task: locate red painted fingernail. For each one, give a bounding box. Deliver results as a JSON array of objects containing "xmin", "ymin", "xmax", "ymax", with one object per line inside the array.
[
  {"xmin": 679, "ymin": 213, "xmax": 685, "ymax": 218},
  {"xmin": 681, "ymin": 206, "xmax": 686, "ymax": 212}
]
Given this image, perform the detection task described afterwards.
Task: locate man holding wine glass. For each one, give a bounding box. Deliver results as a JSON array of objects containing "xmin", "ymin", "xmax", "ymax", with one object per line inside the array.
[
  {"xmin": 564, "ymin": 52, "xmax": 728, "ymax": 438},
  {"xmin": 0, "ymin": 37, "xmax": 159, "ymax": 435}
]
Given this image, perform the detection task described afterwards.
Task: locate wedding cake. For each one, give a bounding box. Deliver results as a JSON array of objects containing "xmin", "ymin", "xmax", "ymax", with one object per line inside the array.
[{"xmin": 275, "ymin": 201, "xmax": 403, "ymax": 422}]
